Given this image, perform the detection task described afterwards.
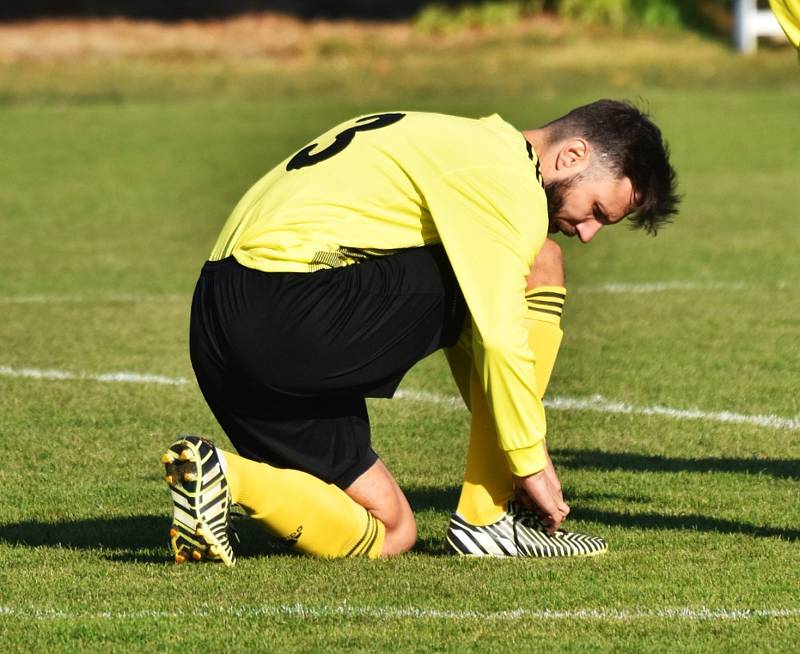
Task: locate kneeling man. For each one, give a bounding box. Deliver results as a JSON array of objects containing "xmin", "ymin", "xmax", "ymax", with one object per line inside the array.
[{"xmin": 161, "ymin": 100, "xmax": 679, "ymax": 564}]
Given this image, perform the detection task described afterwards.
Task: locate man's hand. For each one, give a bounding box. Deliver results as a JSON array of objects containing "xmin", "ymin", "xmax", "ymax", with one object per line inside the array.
[{"xmin": 513, "ymin": 465, "xmax": 570, "ymax": 534}]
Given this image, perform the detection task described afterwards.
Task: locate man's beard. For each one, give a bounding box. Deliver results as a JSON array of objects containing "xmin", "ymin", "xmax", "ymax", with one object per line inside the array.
[{"xmin": 544, "ymin": 174, "xmax": 578, "ymax": 223}]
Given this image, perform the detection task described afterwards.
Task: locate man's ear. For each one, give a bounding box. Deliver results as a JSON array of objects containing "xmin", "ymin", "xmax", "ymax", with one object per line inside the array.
[{"xmin": 555, "ymin": 138, "xmax": 590, "ymax": 171}]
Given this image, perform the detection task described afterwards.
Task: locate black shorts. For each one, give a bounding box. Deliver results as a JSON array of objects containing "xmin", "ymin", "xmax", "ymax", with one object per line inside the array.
[{"xmin": 189, "ymin": 246, "xmax": 466, "ymax": 488}]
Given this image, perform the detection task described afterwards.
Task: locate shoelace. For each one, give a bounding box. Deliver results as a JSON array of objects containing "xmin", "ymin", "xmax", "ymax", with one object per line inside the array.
[{"xmin": 508, "ymin": 501, "xmax": 550, "ymax": 531}]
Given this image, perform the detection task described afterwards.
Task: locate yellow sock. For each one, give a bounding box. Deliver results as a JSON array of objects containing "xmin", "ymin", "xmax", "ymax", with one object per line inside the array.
[
  {"xmin": 453, "ymin": 286, "xmax": 565, "ymax": 526},
  {"xmin": 455, "ymin": 367, "xmax": 514, "ymax": 524},
  {"xmin": 524, "ymin": 287, "xmax": 565, "ymax": 398},
  {"xmin": 221, "ymin": 450, "xmax": 385, "ymax": 558}
]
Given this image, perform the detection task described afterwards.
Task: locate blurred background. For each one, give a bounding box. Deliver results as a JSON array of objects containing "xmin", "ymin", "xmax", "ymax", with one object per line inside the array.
[
  {"xmin": 0, "ymin": 1, "xmax": 794, "ymax": 104},
  {"xmin": 0, "ymin": 0, "xmax": 797, "ymax": 298}
]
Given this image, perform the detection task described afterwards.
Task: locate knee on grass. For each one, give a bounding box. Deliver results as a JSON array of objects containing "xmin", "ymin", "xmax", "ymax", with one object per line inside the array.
[
  {"xmin": 345, "ymin": 458, "xmax": 418, "ymax": 556},
  {"xmin": 380, "ymin": 507, "xmax": 417, "ymax": 556}
]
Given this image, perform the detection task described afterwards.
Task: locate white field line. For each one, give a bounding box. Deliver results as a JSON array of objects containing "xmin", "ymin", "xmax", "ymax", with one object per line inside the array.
[
  {"xmin": 2, "ymin": 281, "xmax": 791, "ymax": 305},
  {"xmin": 1, "ymin": 603, "xmax": 799, "ymax": 622},
  {"xmin": 2, "ymin": 365, "xmax": 799, "ymax": 432},
  {"xmin": 576, "ymin": 281, "xmax": 749, "ymax": 294},
  {"xmin": 0, "ymin": 293, "xmax": 187, "ymax": 304},
  {"xmin": 394, "ymin": 388, "xmax": 463, "ymax": 408},
  {"xmin": 0, "ymin": 366, "xmax": 189, "ymax": 386},
  {"xmin": 544, "ymin": 395, "xmax": 800, "ymax": 432},
  {"xmin": 396, "ymin": 388, "xmax": 800, "ymax": 431}
]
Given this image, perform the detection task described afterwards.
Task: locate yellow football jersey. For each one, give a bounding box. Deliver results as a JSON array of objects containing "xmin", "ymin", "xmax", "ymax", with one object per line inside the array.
[
  {"xmin": 770, "ymin": 0, "xmax": 800, "ymax": 52},
  {"xmin": 211, "ymin": 111, "xmax": 551, "ymax": 475}
]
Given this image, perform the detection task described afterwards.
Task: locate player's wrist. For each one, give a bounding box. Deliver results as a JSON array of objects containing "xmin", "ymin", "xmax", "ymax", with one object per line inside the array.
[
  {"xmin": 504, "ymin": 442, "xmax": 547, "ymax": 477},
  {"xmin": 525, "ymin": 285, "xmax": 566, "ymax": 326}
]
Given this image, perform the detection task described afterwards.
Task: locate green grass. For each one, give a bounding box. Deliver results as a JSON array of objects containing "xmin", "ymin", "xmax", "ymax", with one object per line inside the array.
[{"xmin": 1, "ymin": 22, "xmax": 800, "ymax": 652}]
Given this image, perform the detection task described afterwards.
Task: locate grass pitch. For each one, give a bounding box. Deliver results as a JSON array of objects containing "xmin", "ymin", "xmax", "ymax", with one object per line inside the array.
[{"xmin": 1, "ymin": 19, "xmax": 799, "ymax": 653}]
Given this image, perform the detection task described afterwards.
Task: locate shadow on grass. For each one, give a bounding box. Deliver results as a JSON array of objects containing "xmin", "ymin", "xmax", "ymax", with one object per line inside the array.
[
  {"xmin": 575, "ymin": 507, "xmax": 800, "ymax": 542},
  {"xmin": 406, "ymin": 486, "xmax": 459, "ymax": 514},
  {"xmin": 4, "ymin": 447, "xmax": 797, "ymax": 562},
  {"xmin": 555, "ymin": 449, "xmax": 800, "ymax": 480},
  {"xmin": 405, "ymin": 475, "xmax": 800, "ymax": 551},
  {"xmin": 0, "ymin": 514, "xmax": 295, "ymax": 563}
]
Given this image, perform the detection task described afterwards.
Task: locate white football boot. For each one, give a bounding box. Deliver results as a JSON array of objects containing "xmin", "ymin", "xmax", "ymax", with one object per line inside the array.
[
  {"xmin": 445, "ymin": 501, "xmax": 607, "ymax": 558},
  {"xmin": 161, "ymin": 435, "xmax": 236, "ymax": 566}
]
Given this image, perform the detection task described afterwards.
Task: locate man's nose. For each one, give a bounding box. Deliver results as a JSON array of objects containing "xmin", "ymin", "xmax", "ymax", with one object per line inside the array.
[{"xmin": 576, "ymin": 219, "xmax": 603, "ymax": 243}]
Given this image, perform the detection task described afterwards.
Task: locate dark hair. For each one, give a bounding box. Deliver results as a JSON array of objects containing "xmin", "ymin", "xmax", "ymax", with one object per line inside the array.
[{"xmin": 544, "ymin": 99, "xmax": 680, "ymax": 235}]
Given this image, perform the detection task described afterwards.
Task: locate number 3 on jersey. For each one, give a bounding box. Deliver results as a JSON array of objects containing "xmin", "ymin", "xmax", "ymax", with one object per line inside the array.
[{"xmin": 286, "ymin": 113, "xmax": 406, "ymax": 171}]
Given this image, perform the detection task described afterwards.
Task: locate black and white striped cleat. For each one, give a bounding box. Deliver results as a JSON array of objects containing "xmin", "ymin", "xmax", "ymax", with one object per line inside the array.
[
  {"xmin": 162, "ymin": 435, "xmax": 236, "ymax": 567},
  {"xmin": 445, "ymin": 502, "xmax": 607, "ymax": 558}
]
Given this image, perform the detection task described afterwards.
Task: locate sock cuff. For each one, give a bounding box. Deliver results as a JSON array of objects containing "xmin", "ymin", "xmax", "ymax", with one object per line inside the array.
[
  {"xmin": 346, "ymin": 510, "xmax": 385, "ymax": 559},
  {"xmin": 525, "ymin": 286, "xmax": 566, "ymax": 324}
]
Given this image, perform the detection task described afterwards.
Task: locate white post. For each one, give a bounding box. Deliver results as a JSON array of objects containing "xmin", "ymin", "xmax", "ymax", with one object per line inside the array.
[
  {"xmin": 734, "ymin": 0, "xmax": 757, "ymax": 53},
  {"xmin": 733, "ymin": 0, "xmax": 787, "ymax": 53}
]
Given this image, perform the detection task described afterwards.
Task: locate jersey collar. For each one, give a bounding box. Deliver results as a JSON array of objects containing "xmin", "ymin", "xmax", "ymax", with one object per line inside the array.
[{"xmin": 525, "ymin": 138, "xmax": 544, "ymax": 189}]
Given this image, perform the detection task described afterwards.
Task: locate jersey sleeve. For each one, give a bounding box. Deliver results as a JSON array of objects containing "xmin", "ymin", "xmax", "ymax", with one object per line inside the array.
[{"xmin": 425, "ymin": 165, "xmax": 550, "ymax": 477}]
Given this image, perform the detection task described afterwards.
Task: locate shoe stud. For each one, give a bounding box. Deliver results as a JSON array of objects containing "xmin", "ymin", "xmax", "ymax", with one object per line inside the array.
[
  {"xmin": 169, "ymin": 528, "xmax": 178, "ymax": 539},
  {"xmin": 175, "ymin": 553, "xmax": 187, "ymax": 564},
  {"xmin": 183, "ymin": 472, "xmax": 197, "ymax": 483},
  {"xmin": 161, "ymin": 452, "xmax": 175, "ymax": 464},
  {"xmin": 164, "ymin": 474, "xmax": 175, "ymax": 485},
  {"xmin": 192, "ymin": 549, "xmax": 203, "ymax": 561},
  {"xmin": 179, "ymin": 449, "xmax": 193, "ymax": 462}
]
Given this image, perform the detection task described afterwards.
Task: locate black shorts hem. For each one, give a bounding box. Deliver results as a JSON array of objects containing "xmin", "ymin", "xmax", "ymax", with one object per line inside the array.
[{"xmin": 331, "ymin": 447, "xmax": 380, "ymax": 489}]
